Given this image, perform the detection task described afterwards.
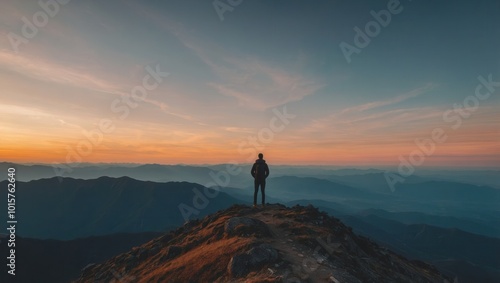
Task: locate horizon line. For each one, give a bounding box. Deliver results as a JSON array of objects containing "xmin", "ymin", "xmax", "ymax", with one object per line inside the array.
[{"xmin": 1, "ymin": 161, "xmax": 497, "ymax": 170}]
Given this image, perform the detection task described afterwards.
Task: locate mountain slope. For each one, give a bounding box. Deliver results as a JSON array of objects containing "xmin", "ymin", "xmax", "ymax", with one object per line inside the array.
[
  {"xmin": 338, "ymin": 214, "xmax": 500, "ymax": 283},
  {"xmin": 359, "ymin": 208, "xmax": 500, "ymax": 238},
  {"xmin": 394, "ymin": 181, "xmax": 500, "ymax": 203},
  {"xmin": 0, "ymin": 177, "xmax": 240, "ymax": 240},
  {"xmin": 0, "ymin": 232, "xmax": 162, "ymax": 283},
  {"xmin": 76, "ymin": 204, "xmax": 448, "ymax": 283}
]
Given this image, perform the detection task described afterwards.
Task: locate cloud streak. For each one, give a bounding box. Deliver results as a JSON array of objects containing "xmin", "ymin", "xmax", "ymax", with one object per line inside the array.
[
  {"xmin": 206, "ymin": 56, "xmax": 325, "ymax": 110},
  {"xmin": 339, "ymin": 83, "xmax": 437, "ymax": 115},
  {"xmin": 136, "ymin": 6, "xmax": 326, "ymax": 111},
  {"xmin": 0, "ymin": 50, "xmax": 123, "ymax": 95},
  {"xmin": 308, "ymin": 84, "xmax": 438, "ymax": 130}
]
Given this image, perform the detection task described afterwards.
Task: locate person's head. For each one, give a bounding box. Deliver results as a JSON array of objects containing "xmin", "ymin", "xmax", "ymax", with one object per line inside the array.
[{"xmin": 258, "ymin": 153, "xmax": 263, "ymax": 159}]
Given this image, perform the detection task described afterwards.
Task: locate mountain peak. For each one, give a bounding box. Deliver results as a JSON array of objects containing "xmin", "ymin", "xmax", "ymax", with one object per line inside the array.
[{"xmin": 76, "ymin": 204, "xmax": 447, "ymax": 283}]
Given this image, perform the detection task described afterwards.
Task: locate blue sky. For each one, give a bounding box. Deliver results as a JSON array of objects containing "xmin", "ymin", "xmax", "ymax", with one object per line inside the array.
[{"xmin": 0, "ymin": 0, "xmax": 499, "ymax": 166}]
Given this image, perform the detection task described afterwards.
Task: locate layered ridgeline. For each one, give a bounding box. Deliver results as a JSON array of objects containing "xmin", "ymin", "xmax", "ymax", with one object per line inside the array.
[
  {"xmin": 2, "ymin": 175, "xmax": 498, "ymax": 281},
  {"xmin": 0, "ymin": 176, "xmax": 240, "ymax": 240},
  {"xmin": 76, "ymin": 204, "xmax": 448, "ymax": 283}
]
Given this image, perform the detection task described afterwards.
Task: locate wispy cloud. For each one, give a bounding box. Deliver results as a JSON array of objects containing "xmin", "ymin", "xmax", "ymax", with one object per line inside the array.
[
  {"xmin": 0, "ymin": 50, "xmax": 123, "ymax": 95},
  {"xmin": 309, "ymin": 84, "xmax": 438, "ymax": 129},
  {"xmin": 297, "ymin": 84, "xmax": 443, "ymax": 148},
  {"xmin": 306, "ymin": 108, "xmax": 441, "ymax": 141},
  {"xmin": 135, "ymin": 5, "xmax": 326, "ymax": 110},
  {"xmin": 339, "ymin": 83, "xmax": 437, "ymax": 115},
  {"xmin": 0, "ymin": 103, "xmax": 52, "ymax": 118},
  {"xmin": 222, "ymin": 126, "xmax": 254, "ymax": 134},
  {"xmin": 206, "ymin": 56, "xmax": 325, "ymax": 110},
  {"xmin": 0, "ymin": 50, "xmax": 202, "ymax": 124}
]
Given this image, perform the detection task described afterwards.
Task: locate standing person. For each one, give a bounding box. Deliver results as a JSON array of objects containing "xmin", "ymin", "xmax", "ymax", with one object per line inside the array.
[{"xmin": 251, "ymin": 153, "xmax": 270, "ymax": 208}]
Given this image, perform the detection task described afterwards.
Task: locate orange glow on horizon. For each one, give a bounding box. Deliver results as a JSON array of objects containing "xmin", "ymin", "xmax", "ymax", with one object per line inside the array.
[{"xmin": 2, "ymin": 139, "xmax": 499, "ymax": 168}]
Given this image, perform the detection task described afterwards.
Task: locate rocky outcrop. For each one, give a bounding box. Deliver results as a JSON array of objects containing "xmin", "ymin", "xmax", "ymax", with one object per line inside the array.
[{"xmin": 228, "ymin": 243, "xmax": 278, "ymax": 277}]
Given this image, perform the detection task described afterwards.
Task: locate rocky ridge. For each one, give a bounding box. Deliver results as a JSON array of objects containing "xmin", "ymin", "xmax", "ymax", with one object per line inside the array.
[{"xmin": 76, "ymin": 204, "xmax": 449, "ymax": 282}]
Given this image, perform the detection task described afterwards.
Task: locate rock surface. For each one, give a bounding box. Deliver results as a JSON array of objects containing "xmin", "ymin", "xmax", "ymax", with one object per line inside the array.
[
  {"xmin": 228, "ymin": 243, "xmax": 278, "ymax": 277},
  {"xmin": 224, "ymin": 216, "xmax": 272, "ymax": 237}
]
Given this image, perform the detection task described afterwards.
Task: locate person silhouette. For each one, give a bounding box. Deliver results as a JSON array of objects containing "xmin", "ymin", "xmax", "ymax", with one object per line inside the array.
[{"xmin": 251, "ymin": 153, "xmax": 270, "ymax": 208}]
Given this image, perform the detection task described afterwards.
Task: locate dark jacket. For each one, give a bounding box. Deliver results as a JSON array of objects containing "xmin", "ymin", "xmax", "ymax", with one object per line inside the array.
[{"xmin": 251, "ymin": 159, "xmax": 269, "ymax": 181}]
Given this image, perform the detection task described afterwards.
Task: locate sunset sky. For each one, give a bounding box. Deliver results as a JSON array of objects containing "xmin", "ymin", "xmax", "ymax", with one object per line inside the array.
[{"xmin": 1, "ymin": 0, "xmax": 499, "ymax": 167}]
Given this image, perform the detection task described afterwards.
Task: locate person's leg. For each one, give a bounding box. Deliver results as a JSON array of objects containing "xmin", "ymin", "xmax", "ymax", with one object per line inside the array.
[
  {"xmin": 261, "ymin": 180, "xmax": 266, "ymax": 205},
  {"xmin": 253, "ymin": 180, "xmax": 259, "ymax": 206}
]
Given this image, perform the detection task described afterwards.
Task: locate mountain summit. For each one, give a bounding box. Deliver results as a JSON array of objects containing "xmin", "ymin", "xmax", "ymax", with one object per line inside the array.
[{"xmin": 76, "ymin": 204, "xmax": 448, "ymax": 283}]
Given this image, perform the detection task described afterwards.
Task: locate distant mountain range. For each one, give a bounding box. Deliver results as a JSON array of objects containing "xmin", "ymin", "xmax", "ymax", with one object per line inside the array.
[
  {"xmin": 3, "ymin": 174, "xmax": 498, "ymax": 240},
  {"xmin": 358, "ymin": 208, "xmax": 500, "ymax": 238},
  {"xmin": 263, "ymin": 175, "xmax": 389, "ymax": 201},
  {"xmin": 2, "ymin": 162, "xmax": 498, "ymax": 189},
  {"xmin": 0, "ymin": 162, "xmax": 234, "ymax": 186},
  {"xmin": 0, "ymin": 176, "xmax": 241, "ymax": 240}
]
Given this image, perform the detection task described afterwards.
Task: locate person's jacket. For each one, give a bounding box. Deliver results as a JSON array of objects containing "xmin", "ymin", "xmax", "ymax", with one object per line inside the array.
[{"xmin": 251, "ymin": 159, "xmax": 269, "ymax": 181}]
